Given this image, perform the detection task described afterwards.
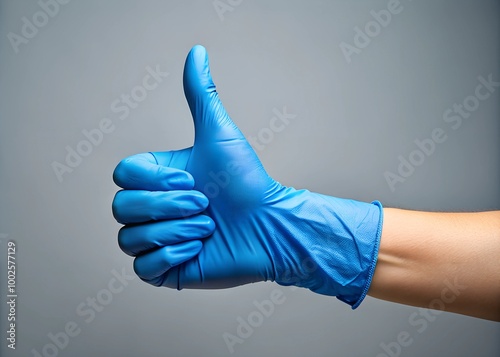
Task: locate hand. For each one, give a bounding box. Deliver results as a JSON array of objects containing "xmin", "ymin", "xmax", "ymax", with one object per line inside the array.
[{"xmin": 112, "ymin": 45, "xmax": 383, "ymax": 308}]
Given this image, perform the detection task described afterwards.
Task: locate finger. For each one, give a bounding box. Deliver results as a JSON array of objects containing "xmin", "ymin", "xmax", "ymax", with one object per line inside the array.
[
  {"xmin": 183, "ymin": 45, "xmax": 244, "ymax": 144},
  {"xmin": 113, "ymin": 152, "xmax": 194, "ymax": 191},
  {"xmin": 133, "ymin": 241, "xmax": 203, "ymax": 286},
  {"xmin": 112, "ymin": 190, "xmax": 209, "ymax": 224},
  {"xmin": 149, "ymin": 147, "xmax": 192, "ymax": 170},
  {"xmin": 118, "ymin": 215, "xmax": 215, "ymax": 256}
]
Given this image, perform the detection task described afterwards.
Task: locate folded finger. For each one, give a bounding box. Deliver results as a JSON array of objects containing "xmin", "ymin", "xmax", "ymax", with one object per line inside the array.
[
  {"xmin": 113, "ymin": 152, "xmax": 193, "ymax": 191},
  {"xmin": 118, "ymin": 215, "xmax": 215, "ymax": 256},
  {"xmin": 112, "ymin": 190, "xmax": 209, "ymax": 224},
  {"xmin": 133, "ymin": 241, "xmax": 203, "ymax": 286}
]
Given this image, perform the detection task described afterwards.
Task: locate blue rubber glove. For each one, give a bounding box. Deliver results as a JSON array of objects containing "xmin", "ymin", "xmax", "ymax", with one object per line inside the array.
[{"xmin": 112, "ymin": 45, "xmax": 383, "ymax": 308}]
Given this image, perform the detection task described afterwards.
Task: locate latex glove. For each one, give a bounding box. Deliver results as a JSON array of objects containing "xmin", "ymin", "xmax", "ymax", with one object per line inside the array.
[{"xmin": 112, "ymin": 45, "xmax": 383, "ymax": 308}]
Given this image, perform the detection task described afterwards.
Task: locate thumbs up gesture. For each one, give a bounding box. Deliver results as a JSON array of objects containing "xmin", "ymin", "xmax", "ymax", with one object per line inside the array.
[{"xmin": 112, "ymin": 46, "xmax": 383, "ymax": 308}]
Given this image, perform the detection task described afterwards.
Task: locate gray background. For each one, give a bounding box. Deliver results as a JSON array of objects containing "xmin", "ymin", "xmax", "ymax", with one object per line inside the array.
[{"xmin": 1, "ymin": 0, "xmax": 499, "ymax": 356}]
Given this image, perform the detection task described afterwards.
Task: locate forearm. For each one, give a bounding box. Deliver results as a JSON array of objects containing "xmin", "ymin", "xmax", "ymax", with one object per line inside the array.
[{"xmin": 368, "ymin": 208, "xmax": 500, "ymax": 321}]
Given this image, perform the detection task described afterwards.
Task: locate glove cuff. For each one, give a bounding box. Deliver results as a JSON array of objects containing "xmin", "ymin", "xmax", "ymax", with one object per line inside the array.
[
  {"xmin": 270, "ymin": 190, "xmax": 384, "ymax": 308},
  {"xmin": 343, "ymin": 200, "xmax": 384, "ymax": 309}
]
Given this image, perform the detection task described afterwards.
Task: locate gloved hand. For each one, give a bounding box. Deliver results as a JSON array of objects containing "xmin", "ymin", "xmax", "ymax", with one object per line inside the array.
[{"xmin": 112, "ymin": 45, "xmax": 383, "ymax": 308}]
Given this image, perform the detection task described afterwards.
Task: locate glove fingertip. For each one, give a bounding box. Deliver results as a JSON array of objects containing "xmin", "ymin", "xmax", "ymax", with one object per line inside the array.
[
  {"xmin": 133, "ymin": 241, "xmax": 203, "ymax": 282},
  {"xmin": 163, "ymin": 168, "xmax": 195, "ymax": 190}
]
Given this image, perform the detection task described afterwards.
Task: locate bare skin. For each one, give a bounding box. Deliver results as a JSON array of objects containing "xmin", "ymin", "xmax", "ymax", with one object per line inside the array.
[{"xmin": 368, "ymin": 208, "xmax": 500, "ymax": 321}]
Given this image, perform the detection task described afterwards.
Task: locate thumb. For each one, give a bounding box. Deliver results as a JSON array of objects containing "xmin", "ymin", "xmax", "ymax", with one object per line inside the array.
[{"xmin": 183, "ymin": 45, "xmax": 244, "ymax": 144}]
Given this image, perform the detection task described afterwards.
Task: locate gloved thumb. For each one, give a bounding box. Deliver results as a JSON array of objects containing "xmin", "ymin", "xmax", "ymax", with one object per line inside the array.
[{"xmin": 183, "ymin": 45, "xmax": 244, "ymax": 144}]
